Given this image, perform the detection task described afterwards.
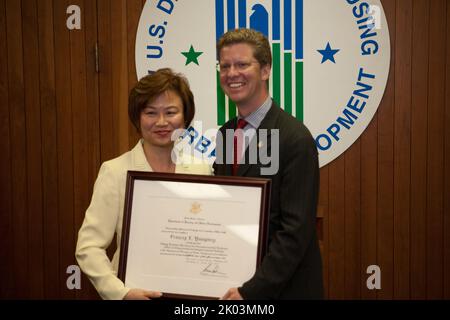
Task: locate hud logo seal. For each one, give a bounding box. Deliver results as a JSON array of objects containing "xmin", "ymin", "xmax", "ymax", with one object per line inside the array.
[{"xmin": 136, "ymin": 0, "xmax": 390, "ymax": 167}]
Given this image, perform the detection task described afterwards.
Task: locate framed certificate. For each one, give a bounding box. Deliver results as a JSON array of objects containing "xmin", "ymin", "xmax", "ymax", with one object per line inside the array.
[{"xmin": 118, "ymin": 171, "xmax": 271, "ymax": 299}]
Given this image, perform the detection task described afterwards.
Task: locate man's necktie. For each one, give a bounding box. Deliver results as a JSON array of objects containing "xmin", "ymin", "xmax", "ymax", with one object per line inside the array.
[{"xmin": 233, "ymin": 118, "xmax": 248, "ymax": 176}]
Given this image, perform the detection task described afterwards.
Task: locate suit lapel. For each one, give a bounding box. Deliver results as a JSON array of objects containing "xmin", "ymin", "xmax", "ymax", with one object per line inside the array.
[
  {"xmin": 131, "ymin": 140, "xmax": 152, "ymax": 171},
  {"xmin": 237, "ymin": 103, "xmax": 280, "ymax": 177},
  {"xmin": 215, "ymin": 119, "xmax": 236, "ymax": 176}
]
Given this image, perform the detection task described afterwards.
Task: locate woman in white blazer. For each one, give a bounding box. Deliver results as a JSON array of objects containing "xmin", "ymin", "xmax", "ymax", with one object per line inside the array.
[{"xmin": 76, "ymin": 69, "xmax": 212, "ymax": 300}]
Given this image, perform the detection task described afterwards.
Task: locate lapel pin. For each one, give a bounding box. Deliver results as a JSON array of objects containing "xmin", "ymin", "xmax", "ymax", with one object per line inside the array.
[{"xmin": 258, "ymin": 141, "xmax": 264, "ymax": 148}]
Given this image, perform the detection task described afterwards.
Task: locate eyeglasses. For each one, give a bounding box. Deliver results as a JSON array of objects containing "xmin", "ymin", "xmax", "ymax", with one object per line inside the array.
[{"xmin": 217, "ymin": 61, "xmax": 259, "ymax": 73}]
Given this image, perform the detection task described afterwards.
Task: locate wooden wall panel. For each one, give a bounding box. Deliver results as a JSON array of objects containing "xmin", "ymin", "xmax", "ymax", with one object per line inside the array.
[
  {"xmin": 53, "ymin": 0, "xmax": 75, "ymax": 300},
  {"xmin": 376, "ymin": 0, "xmax": 396, "ymax": 300},
  {"xmin": 67, "ymin": 0, "xmax": 89, "ymax": 299},
  {"xmin": 393, "ymin": 0, "xmax": 412, "ymax": 300},
  {"xmin": 318, "ymin": 168, "xmax": 329, "ymax": 298},
  {"xmin": 6, "ymin": 0, "xmax": 29, "ymax": 299},
  {"xmin": 40, "ymin": 0, "xmax": 59, "ymax": 299},
  {"xmin": 410, "ymin": 0, "xmax": 429, "ymax": 300},
  {"xmin": 98, "ymin": 0, "xmax": 116, "ymax": 163},
  {"xmin": 84, "ymin": 0, "xmax": 100, "ymax": 209},
  {"xmin": 0, "ymin": 0, "xmax": 449, "ymax": 300},
  {"xmin": 445, "ymin": 0, "xmax": 450, "ymax": 301},
  {"xmin": 0, "ymin": 0, "xmax": 13, "ymax": 300},
  {"xmin": 328, "ymin": 157, "xmax": 345, "ymax": 299},
  {"xmin": 111, "ymin": 0, "xmax": 130, "ymax": 155},
  {"xmin": 53, "ymin": 0, "xmax": 75, "ymax": 299},
  {"xmin": 80, "ymin": 0, "xmax": 101, "ymax": 300},
  {"xmin": 127, "ymin": 0, "xmax": 143, "ymax": 147},
  {"xmin": 426, "ymin": 0, "xmax": 446, "ymax": 299},
  {"xmin": 22, "ymin": 0, "xmax": 44, "ymax": 299},
  {"xmin": 344, "ymin": 141, "xmax": 361, "ymax": 299},
  {"xmin": 443, "ymin": 3, "xmax": 450, "ymax": 299},
  {"xmin": 360, "ymin": 117, "xmax": 377, "ymax": 299}
]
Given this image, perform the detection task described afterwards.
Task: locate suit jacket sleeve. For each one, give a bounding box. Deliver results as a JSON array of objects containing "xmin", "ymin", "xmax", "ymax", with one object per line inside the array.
[
  {"xmin": 75, "ymin": 162, "xmax": 129, "ymax": 300},
  {"xmin": 239, "ymin": 133, "xmax": 320, "ymax": 299}
]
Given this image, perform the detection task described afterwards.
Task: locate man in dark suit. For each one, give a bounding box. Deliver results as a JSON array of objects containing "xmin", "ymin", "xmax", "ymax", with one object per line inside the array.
[{"xmin": 214, "ymin": 28, "xmax": 323, "ymax": 299}]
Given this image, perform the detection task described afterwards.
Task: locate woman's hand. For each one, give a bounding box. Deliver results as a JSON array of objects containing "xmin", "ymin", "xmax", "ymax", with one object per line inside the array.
[
  {"xmin": 221, "ymin": 287, "xmax": 243, "ymax": 300},
  {"xmin": 123, "ymin": 288, "xmax": 163, "ymax": 300}
]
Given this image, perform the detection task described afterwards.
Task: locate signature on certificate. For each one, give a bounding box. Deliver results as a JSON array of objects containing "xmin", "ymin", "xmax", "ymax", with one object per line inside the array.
[{"xmin": 201, "ymin": 263, "xmax": 226, "ymax": 276}]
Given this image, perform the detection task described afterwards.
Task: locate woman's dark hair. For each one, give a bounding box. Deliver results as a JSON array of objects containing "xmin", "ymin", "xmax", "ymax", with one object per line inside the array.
[{"xmin": 128, "ymin": 68, "xmax": 195, "ymax": 132}]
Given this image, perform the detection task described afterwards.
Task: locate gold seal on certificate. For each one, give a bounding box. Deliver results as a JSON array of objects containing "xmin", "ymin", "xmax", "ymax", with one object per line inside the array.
[
  {"xmin": 118, "ymin": 171, "xmax": 270, "ymax": 299},
  {"xmin": 189, "ymin": 202, "xmax": 202, "ymax": 214}
]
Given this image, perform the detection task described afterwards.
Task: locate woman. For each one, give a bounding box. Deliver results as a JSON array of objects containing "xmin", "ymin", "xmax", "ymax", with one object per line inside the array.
[{"xmin": 76, "ymin": 68, "xmax": 211, "ymax": 300}]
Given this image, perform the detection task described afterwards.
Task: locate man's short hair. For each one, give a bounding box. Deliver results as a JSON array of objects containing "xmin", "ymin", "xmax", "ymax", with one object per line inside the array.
[{"xmin": 217, "ymin": 28, "xmax": 272, "ymax": 67}]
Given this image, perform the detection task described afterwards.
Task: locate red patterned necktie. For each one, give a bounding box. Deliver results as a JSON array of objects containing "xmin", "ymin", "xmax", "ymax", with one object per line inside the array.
[{"xmin": 233, "ymin": 119, "xmax": 248, "ymax": 176}]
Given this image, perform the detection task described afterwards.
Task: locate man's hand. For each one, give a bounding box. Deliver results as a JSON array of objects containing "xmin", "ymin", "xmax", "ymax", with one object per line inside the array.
[
  {"xmin": 123, "ymin": 288, "xmax": 162, "ymax": 300},
  {"xmin": 221, "ymin": 287, "xmax": 243, "ymax": 300}
]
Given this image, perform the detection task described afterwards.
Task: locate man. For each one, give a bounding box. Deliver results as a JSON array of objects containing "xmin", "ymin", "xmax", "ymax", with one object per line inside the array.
[{"xmin": 213, "ymin": 28, "xmax": 323, "ymax": 299}]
